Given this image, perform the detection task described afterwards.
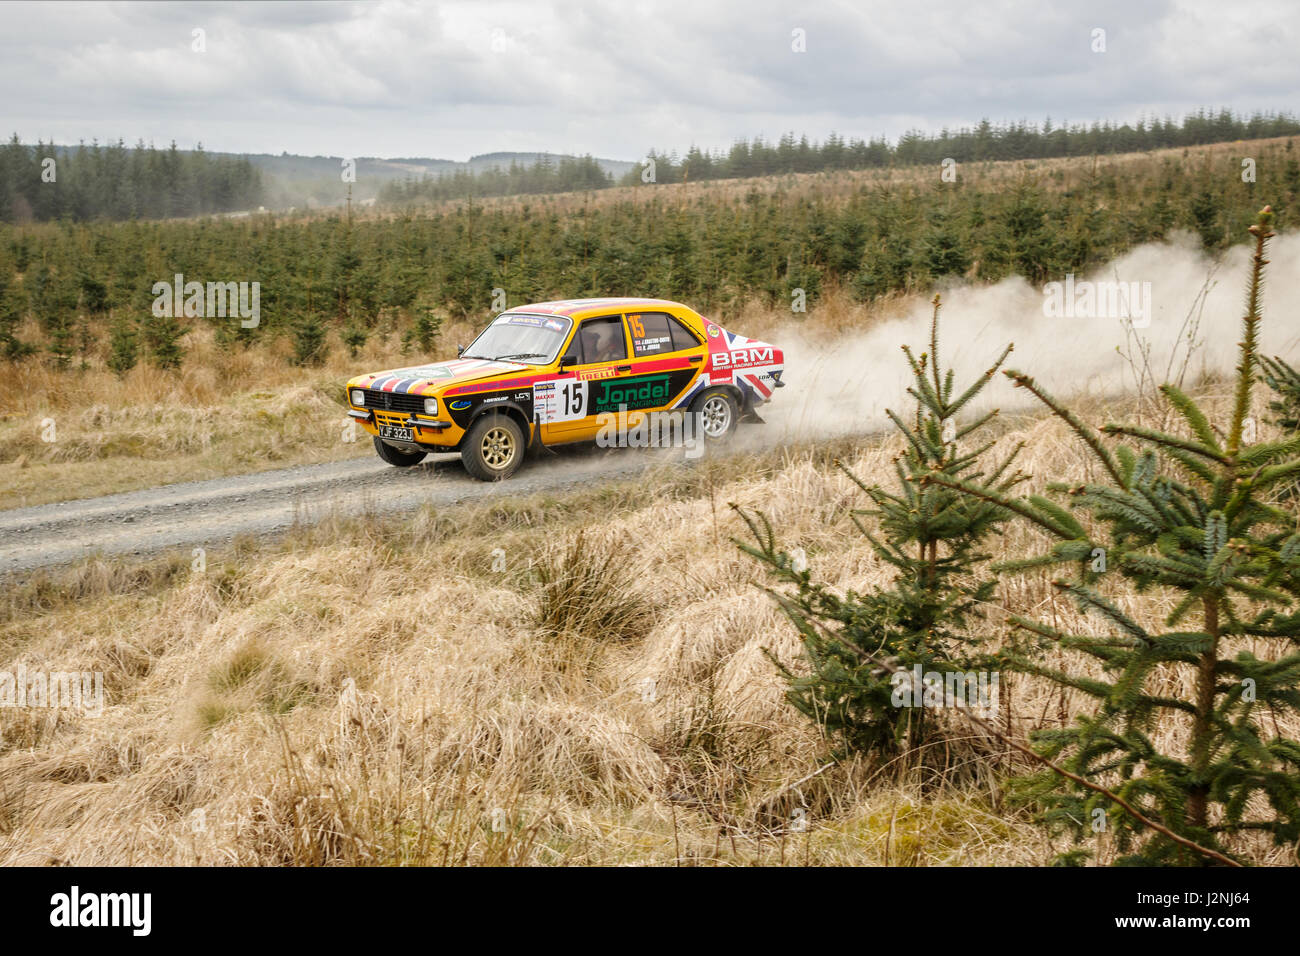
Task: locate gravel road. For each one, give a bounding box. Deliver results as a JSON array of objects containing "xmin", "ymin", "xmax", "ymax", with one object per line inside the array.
[{"xmin": 0, "ymin": 445, "xmax": 665, "ymax": 574}]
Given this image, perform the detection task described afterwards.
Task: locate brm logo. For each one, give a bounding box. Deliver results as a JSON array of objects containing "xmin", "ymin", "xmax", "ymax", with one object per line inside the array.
[
  {"xmin": 712, "ymin": 347, "xmax": 774, "ymax": 369},
  {"xmin": 50, "ymin": 886, "xmax": 151, "ymax": 936}
]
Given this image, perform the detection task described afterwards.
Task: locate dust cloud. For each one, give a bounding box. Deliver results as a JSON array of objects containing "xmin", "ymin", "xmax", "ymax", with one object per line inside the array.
[{"xmin": 763, "ymin": 231, "xmax": 1300, "ymax": 441}]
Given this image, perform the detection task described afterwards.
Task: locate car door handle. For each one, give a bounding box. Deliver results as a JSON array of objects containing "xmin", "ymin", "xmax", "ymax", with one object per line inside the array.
[
  {"xmin": 616, "ymin": 365, "xmax": 632, "ymax": 372},
  {"xmin": 689, "ymin": 356, "xmax": 702, "ymax": 363}
]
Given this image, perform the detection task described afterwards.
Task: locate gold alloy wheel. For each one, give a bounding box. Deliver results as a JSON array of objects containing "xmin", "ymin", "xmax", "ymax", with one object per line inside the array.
[{"xmin": 481, "ymin": 425, "xmax": 517, "ymax": 469}]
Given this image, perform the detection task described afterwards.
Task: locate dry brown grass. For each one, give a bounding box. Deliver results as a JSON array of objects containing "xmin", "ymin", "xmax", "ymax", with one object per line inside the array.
[
  {"xmin": 1, "ymin": 374, "xmax": 1296, "ymax": 866},
  {"xmin": 0, "ymin": 314, "xmax": 489, "ymax": 508}
]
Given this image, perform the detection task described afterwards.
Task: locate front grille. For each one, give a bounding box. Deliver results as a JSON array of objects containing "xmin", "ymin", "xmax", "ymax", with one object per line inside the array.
[
  {"xmin": 373, "ymin": 410, "xmax": 409, "ymax": 427},
  {"xmin": 359, "ymin": 388, "xmax": 425, "ymax": 414}
]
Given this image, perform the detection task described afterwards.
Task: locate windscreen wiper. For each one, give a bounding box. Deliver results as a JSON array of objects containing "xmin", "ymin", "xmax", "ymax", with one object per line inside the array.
[{"xmin": 495, "ymin": 352, "xmax": 547, "ymax": 361}]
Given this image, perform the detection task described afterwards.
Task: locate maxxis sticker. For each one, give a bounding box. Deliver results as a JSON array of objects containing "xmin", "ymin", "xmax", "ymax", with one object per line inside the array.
[{"xmin": 533, "ymin": 379, "xmax": 588, "ymax": 423}]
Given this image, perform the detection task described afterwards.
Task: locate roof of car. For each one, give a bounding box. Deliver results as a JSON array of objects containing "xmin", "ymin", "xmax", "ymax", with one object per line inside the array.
[{"xmin": 508, "ymin": 298, "xmax": 693, "ymax": 319}]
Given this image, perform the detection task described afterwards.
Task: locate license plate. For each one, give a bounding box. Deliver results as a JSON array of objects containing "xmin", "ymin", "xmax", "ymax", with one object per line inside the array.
[{"xmin": 379, "ymin": 425, "xmax": 414, "ymax": 442}]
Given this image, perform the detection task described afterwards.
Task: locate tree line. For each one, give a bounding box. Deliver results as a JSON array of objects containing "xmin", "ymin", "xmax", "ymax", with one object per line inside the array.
[
  {"xmin": 379, "ymin": 109, "xmax": 1300, "ymax": 201},
  {"xmin": 0, "ymin": 137, "xmax": 265, "ymax": 223},
  {"xmin": 380, "ymin": 155, "xmax": 613, "ymax": 204},
  {"xmin": 623, "ymin": 109, "xmax": 1300, "ymax": 185},
  {"xmin": 386, "ymin": 108, "xmax": 1300, "ymax": 199}
]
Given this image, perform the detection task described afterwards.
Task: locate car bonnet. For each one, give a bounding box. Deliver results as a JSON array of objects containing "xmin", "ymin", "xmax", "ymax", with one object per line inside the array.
[{"xmin": 355, "ymin": 358, "xmax": 526, "ymax": 395}]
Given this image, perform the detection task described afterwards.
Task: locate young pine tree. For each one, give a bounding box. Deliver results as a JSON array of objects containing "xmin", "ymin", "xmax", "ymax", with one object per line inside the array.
[
  {"xmin": 341, "ymin": 321, "xmax": 368, "ymax": 358},
  {"xmin": 930, "ymin": 207, "xmax": 1300, "ymax": 864},
  {"xmin": 143, "ymin": 311, "xmax": 186, "ymax": 371},
  {"xmin": 291, "ymin": 310, "xmax": 328, "ymax": 367},
  {"xmin": 46, "ymin": 312, "xmax": 75, "ymax": 369},
  {"xmin": 402, "ymin": 308, "xmax": 443, "ymax": 356},
  {"xmin": 107, "ymin": 315, "xmax": 139, "ymax": 376},
  {"xmin": 0, "ymin": 274, "xmax": 33, "ymax": 360},
  {"xmin": 1259, "ymin": 353, "xmax": 1300, "ymax": 433},
  {"xmin": 78, "ymin": 271, "xmax": 110, "ymax": 316},
  {"xmin": 737, "ymin": 295, "xmax": 1025, "ymax": 760}
]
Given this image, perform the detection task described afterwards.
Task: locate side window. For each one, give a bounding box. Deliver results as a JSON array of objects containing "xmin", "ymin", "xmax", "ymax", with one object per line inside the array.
[
  {"xmin": 576, "ymin": 315, "xmax": 626, "ymax": 364},
  {"xmin": 667, "ymin": 315, "xmax": 702, "ymax": 351},
  {"xmin": 628, "ymin": 312, "xmax": 675, "ymax": 357},
  {"xmin": 561, "ymin": 330, "xmax": 583, "ymax": 365}
]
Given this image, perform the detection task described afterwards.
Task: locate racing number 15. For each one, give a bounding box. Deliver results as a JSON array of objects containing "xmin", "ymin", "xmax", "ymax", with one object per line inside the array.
[{"xmin": 560, "ymin": 379, "xmax": 586, "ymax": 418}]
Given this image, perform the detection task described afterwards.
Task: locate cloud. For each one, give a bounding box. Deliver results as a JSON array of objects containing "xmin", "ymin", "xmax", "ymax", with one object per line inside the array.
[{"xmin": 2, "ymin": 0, "xmax": 1298, "ymax": 159}]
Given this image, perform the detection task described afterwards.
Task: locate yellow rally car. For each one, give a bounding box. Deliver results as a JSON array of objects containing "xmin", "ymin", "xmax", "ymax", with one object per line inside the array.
[{"xmin": 345, "ymin": 298, "xmax": 785, "ymax": 480}]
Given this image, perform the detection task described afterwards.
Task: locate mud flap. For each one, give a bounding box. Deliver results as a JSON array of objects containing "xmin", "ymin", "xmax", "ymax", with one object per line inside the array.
[{"xmin": 526, "ymin": 419, "xmax": 555, "ymax": 458}]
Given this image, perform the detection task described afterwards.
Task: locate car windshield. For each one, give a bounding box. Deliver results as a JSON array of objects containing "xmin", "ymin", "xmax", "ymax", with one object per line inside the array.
[{"xmin": 461, "ymin": 313, "xmax": 573, "ymax": 365}]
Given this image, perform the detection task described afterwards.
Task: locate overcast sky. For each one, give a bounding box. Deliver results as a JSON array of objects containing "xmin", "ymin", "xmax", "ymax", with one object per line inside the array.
[{"xmin": 3, "ymin": 0, "xmax": 1298, "ymax": 161}]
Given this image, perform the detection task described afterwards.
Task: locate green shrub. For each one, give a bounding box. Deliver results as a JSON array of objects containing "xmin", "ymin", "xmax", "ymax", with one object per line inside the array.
[
  {"xmin": 738, "ymin": 295, "xmax": 1023, "ymax": 760},
  {"xmin": 933, "ymin": 207, "xmax": 1300, "ymax": 864}
]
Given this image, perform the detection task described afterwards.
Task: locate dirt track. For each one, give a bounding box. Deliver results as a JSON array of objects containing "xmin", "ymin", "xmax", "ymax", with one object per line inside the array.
[{"xmin": 0, "ymin": 445, "xmax": 666, "ymax": 574}]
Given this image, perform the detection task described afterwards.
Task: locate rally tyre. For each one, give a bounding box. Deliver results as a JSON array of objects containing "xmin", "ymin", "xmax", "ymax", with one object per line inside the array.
[
  {"xmin": 461, "ymin": 414, "xmax": 525, "ymax": 481},
  {"xmin": 373, "ymin": 435, "xmax": 427, "ymax": 467},
  {"xmin": 691, "ymin": 387, "xmax": 739, "ymax": 445}
]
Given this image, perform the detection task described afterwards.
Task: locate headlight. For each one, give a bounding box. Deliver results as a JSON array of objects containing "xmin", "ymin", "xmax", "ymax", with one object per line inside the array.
[
  {"xmin": 424, "ymin": 397, "xmax": 438, "ymax": 415},
  {"xmin": 351, "ymin": 390, "xmax": 366, "ymax": 406}
]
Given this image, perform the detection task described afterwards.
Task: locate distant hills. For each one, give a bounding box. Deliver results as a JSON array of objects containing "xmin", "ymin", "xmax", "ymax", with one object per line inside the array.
[
  {"xmin": 230, "ymin": 150, "xmax": 636, "ymax": 208},
  {"xmin": 27, "ymin": 143, "xmax": 635, "ymax": 212}
]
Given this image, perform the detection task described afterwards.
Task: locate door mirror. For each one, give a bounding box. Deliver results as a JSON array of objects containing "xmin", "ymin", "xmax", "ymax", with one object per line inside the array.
[
  {"xmin": 457, "ymin": 344, "xmax": 465, "ymax": 357},
  {"xmin": 559, "ymin": 355, "xmax": 576, "ymax": 369}
]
